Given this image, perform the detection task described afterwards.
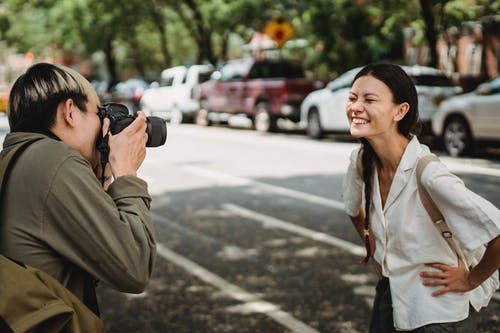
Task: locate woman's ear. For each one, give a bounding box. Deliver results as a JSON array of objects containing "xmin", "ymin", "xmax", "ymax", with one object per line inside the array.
[{"xmin": 393, "ymin": 102, "xmax": 410, "ymax": 122}]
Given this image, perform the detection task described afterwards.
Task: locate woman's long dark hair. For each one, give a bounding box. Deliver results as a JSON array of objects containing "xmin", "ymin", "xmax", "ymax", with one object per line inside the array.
[{"xmin": 353, "ymin": 63, "xmax": 421, "ymax": 263}]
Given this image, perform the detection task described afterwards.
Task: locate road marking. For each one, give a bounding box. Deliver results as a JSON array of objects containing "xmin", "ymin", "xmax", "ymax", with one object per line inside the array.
[
  {"xmin": 223, "ymin": 203, "xmax": 365, "ymax": 257},
  {"xmin": 184, "ymin": 165, "xmax": 500, "ymax": 303},
  {"xmin": 156, "ymin": 243, "xmax": 321, "ymax": 333},
  {"xmin": 443, "ymin": 159, "xmax": 500, "ymax": 178},
  {"xmin": 184, "ymin": 166, "xmax": 345, "ymax": 210},
  {"xmin": 151, "ymin": 211, "xmax": 221, "ymax": 245}
]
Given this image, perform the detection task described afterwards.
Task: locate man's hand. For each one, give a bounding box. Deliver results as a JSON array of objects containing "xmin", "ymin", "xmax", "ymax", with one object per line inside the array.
[
  {"xmin": 420, "ymin": 257, "xmax": 476, "ymax": 297},
  {"xmin": 107, "ymin": 111, "xmax": 148, "ymax": 178}
]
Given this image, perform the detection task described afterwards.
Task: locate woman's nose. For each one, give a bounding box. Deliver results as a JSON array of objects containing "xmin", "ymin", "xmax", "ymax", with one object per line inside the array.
[{"xmin": 348, "ymin": 100, "xmax": 364, "ymax": 113}]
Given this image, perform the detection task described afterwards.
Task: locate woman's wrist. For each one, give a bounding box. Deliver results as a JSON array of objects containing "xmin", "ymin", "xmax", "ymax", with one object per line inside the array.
[{"xmin": 466, "ymin": 271, "xmax": 480, "ymax": 291}]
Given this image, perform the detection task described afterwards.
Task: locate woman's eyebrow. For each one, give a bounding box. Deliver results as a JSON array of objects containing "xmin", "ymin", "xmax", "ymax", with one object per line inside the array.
[{"xmin": 349, "ymin": 91, "xmax": 380, "ymax": 98}]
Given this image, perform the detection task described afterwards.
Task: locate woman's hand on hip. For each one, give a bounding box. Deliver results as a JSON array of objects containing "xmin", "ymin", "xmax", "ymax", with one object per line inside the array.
[{"xmin": 420, "ymin": 257, "xmax": 476, "ymax": 297}]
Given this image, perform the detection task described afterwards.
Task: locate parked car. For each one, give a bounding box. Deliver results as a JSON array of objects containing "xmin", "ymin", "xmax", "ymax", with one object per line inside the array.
[
  {"xmin": 140, "ymin": 64, "xmax": 214, "ymax": 123},
  {"xmin": 432, "ymin": 76, "xmax": 500, "ymax": 156},
  {"xmin": 300, "ymin": 65, "xmax": 460, "ymax": 139},
  {"xmin": 110, "ymin": 78, "xmax": 149, "ymax": 114},
  {"xmin": 196, "ymin": 57, "xmax": 320, "ymax": 132},
  {"xmin": 90, "ymin": 79, "xmax": 111, "ymax": 105}
]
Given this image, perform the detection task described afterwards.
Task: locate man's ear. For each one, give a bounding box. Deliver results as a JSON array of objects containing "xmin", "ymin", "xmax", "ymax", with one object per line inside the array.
[
  {"xmin": 60, "ymin": 99, "xmax": 77, "ymax": 127},
  {"xmin": 393, "ymin": 102, "xmax": 410, "ymax": 122}
]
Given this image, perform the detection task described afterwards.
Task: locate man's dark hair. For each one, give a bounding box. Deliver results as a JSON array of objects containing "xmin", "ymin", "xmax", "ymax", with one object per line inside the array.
[{"xmin": 8, "ymin": 63, "xmax": 97, "ymax": 133}]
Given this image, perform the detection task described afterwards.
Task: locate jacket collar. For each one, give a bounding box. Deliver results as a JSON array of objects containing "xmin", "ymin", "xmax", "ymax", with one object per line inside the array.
[
  {"xmin": 382, "ymin": 136, "xmax": 426, "ymax": 212},
  {"xmin": 2, "ymin": 131, "xmax": 58, "ymax": 150}
]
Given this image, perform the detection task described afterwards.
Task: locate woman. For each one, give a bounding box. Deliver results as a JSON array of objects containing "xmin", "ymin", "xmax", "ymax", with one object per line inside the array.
[{"xmin": 342, "ymin": 63, "xmax": 500, "ymax": 332}]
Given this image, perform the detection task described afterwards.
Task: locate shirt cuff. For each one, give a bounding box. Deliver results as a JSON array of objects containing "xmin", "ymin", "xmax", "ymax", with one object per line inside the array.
[{"xmin": 107, "ymin": 175, "xmax": 151, "ymax": 202}]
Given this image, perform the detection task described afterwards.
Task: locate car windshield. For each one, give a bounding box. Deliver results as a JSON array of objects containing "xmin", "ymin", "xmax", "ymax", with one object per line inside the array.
[
  {"xmin": 327, "ymin": 68, "xmax": 361, "ymax": 91},
  {"xmin": 410, "ymin": 74, "xmax": 455, "ymax": 87}
]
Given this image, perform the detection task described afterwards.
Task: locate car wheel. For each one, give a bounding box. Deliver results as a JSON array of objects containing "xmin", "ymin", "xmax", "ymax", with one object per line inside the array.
[
  {"xmin": 442, "ymin": 116, "xmax": 472, "ymax": 157},
  {"xmin": 253, "ymin": 102, "xmax": 276, "ymax": 132},
  {"xmin": 307, "ymin": 109, "xmax": 323, "ymax": 139},
  {"xmin": 196, "ymin": 102, "xmax": 211, "ymax": 126},
  {"xmin": 169, "ymin": 106, "xmax": 183, "ymax": 125}
]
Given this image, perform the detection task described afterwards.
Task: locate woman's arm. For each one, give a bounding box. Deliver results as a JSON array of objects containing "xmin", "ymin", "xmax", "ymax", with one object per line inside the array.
[
  {"xmin": 420, "ymin": 234, "xmax": 500, "ymax": 297},
  {"xmin": 349, "ymin": 210, "xmax": 366, "ymax": 240},
  {"xmin": 350, "ymin": 210, "xmax": 382, "ymax": 278}
]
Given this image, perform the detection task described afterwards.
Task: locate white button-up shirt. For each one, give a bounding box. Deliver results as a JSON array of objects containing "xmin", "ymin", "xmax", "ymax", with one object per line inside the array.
[{"xmin": 342, "ymin": 136, "xmax": 500, "ymax": 330}]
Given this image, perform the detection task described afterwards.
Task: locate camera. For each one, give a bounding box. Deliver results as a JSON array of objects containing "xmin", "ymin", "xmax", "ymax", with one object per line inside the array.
[{"xmin": 98, "ymin": 102, "xmax": 167, "ymax": 147}]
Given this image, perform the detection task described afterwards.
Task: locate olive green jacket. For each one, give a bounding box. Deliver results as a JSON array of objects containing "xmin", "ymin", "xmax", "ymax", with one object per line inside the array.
[{"xmin": 0, "ymin": 132, "xmax": 156, "ymax": 303}]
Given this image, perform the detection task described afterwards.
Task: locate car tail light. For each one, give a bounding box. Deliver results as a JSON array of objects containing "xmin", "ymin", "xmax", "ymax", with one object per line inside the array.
[
  {"xmin": 280, "ymin": 85, "xmax": 289, "ymax": 102},
  {"xmin": 132, "ymin": 90, "xmax": 142, "ymax": 101}
]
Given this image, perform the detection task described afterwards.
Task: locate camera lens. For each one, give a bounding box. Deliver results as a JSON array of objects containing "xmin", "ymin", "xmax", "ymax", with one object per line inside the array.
[{"xmin": 146, "ymin": 117, "xmax": 167, "ymax": 147}]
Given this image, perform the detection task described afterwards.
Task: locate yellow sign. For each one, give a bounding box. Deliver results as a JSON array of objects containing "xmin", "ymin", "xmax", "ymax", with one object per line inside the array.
[{"xmin": 264, "ymin": 15, "xmax": 294, "ymax": 47}]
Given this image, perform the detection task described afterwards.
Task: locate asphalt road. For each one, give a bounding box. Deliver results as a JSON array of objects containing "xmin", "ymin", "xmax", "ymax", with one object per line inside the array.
[{"xmin": 95, "ymin": 123, "xmax": 500, "ymax": 333}]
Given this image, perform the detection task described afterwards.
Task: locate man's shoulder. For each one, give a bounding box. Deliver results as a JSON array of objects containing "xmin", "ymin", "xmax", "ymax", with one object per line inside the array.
[{"xmin": 4, "ymin": 132, "xmax": 86, "ymax": 169}]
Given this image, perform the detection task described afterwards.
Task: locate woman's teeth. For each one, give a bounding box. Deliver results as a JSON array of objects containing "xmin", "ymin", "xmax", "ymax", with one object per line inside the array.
[{"xmin": 352, "ymin": 118, "xmax": 368, "ymax": 124}]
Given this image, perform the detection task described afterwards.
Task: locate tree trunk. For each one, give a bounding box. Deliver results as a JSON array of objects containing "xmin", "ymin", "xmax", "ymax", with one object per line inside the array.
[
  {"xmin": 183, "ymin": 0, "xmax": 216, "ymax": 65},
  {"xmin": 104, "ymin": 38, "xmax": 118, "ymax": 87},
  {"xmin": 149, "ymin": 0, "xmax": 171, "ymax": 68},
  {"xmin": 419, "ymin": 0, "xmax": 438, "ymax": 67},
  {"xmin": 117, "ymin": 1, "xmax": 145, "ymax": 77}
]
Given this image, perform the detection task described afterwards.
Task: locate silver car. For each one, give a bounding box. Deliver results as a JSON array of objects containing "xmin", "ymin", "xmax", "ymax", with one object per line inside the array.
[
  {"xmin": 432, "ymin": 76, "xmax": 500, "ymax": 156},
  {"xmin": 300, "ymin": 65, "xmax": 460, "ymax": 139}
]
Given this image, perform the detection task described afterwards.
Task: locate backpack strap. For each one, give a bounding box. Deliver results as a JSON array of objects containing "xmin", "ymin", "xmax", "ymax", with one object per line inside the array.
[
  {"xmin": 416, "ymin": 154, "xmax": 461, "ymax": 256},
  {"xmin": 357, "ymin": 149, "xmax": 462, "ymax": 256},
  {"xmin": 0, "ymin": 138, "xmax": 43, "ymax": 200},
  {"xmin": 1, "ymin": 137, "xmax": 102, "ymax": 316}
]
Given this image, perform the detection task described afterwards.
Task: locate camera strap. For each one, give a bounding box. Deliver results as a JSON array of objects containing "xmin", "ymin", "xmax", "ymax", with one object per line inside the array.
[{"xmin": 96, "ymin": 133, "xmax": 109, "ymax": 186}]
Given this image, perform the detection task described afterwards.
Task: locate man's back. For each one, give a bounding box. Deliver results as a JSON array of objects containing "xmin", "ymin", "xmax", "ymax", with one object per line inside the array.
[{"xmin": 0, "ymin": 132, "xmax": 156, "ymax": 304}]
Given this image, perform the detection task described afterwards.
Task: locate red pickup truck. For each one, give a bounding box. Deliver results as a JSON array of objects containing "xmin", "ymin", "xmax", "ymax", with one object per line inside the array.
[{"xmin": 195, "ymin": 57, "xmax": 319, "ymax": 132}]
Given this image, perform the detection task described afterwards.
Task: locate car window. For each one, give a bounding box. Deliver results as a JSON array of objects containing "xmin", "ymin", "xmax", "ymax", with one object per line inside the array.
[
  {"xmin": 220, "ymin": 60, "xmax": 251, "ymax": 81},
  {"xmin": 248, "ymin": 61, "xmax": 304, "ymax": 79},
  {"xmin": 410, "ymin": 74, "xmax": 455, "ymax": 87},
  {"xmin": 161, "ymin": 76, "xmax": 174, "ymax": 87},
  {"xmin": 328, "ymin": 68, "xmax": 360, "ymax": 92},
  {"xmin": 198, "ymin": 71, "xmax": 214, "ymax": 84}
]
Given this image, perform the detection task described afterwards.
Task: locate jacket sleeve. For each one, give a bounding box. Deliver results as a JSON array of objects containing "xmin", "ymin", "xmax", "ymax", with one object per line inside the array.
[
  {"xmin": 421, "ymin": 160, "xmax": 500, "ymax": 252},
  {"xmin": 342, "ymin": 147, "xmax": 363, "ymax": 217},
  {"xmin": 42, "ymin": 155, "xmax": 156, "ymax": 293}
]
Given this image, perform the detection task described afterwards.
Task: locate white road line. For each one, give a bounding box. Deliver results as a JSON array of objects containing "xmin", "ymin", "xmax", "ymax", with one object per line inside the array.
[
  {"xmin": 156, "ymin": 243, "xmax": 321, "ymax": 333},
  {"xmin": 184, "ymin": 165, "xmax": 346, "ymax": 210},
  {"xmin": 223, "ymin": 203, "xmax": 365, "ymax": 257},
  {"xmin": 444, "ymin": 160, "xmax": 500, "ymax": 178}
]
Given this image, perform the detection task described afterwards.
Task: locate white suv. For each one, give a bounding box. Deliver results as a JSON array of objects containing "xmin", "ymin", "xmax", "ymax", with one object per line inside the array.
[
  {"xmin": 140, "ymin": 64, "xmax": 214, "ymax": 123},
  {"xmin": 432, "ymin": 76, "xmax": 500, "ymax": 156}
]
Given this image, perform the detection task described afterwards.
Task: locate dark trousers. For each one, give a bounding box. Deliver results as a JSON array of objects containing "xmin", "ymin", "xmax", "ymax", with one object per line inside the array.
[{"xmin": 369, "ymin": 277, "xmax": 477, "ymax": 333}]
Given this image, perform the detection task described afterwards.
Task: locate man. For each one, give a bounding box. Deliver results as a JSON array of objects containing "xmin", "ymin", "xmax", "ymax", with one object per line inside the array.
[{"xmin": 0, "ymin": 63, "xmax": 156, "ymax": 314}]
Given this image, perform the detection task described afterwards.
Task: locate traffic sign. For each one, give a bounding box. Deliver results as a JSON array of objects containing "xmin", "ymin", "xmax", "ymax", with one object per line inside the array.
[{"xmin": 263, "ymin": 14, "xmax": 294, "ymax": 47}]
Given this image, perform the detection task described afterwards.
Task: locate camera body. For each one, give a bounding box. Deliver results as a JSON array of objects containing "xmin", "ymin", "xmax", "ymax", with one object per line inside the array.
[{"xmin": 98, "ymin": 102, "xmax": 167, "ymax": 147}]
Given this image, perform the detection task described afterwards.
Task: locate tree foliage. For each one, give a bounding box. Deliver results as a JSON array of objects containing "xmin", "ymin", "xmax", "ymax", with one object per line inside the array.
[{"xmin": 0, "ymin": 0, "xmax": 496, "ymax": 81}]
